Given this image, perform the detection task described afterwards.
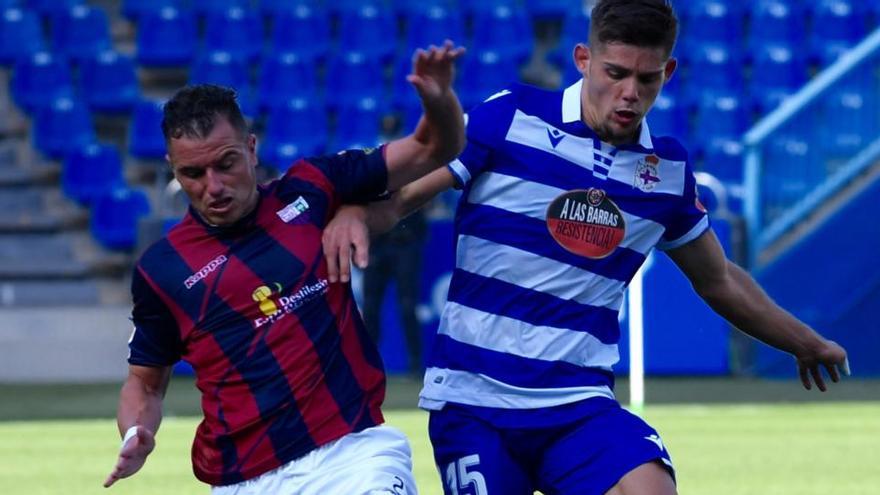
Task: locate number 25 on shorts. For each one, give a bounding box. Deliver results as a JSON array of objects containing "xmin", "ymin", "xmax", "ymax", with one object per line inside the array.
[{"xmin": 444, "ymin": 454, "xmax": 488, "ymax": 495}]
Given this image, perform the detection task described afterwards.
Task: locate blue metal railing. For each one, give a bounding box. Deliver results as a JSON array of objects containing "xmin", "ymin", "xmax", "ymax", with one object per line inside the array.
[{"xmin": 743, "ymin": 27, "xmax": 880, "ymax": 268}]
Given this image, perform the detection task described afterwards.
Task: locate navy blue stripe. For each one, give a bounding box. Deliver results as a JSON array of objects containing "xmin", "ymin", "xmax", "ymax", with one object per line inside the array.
[
  {"xmin": 456, "ymin": 202, "xmax": 645, "ymax": 282},
  {"xmin": 236, "ymin": 227, "xmax": 377, "ymax": 430},
  {"xmin": 493, "ymin": 144, "xmax": 684, "ymax": 226},
  {"xmin": 138, "ymin": 238, "xmax": 205, "ymax": 324},
  {"xmin": 448, "ymin": 269, "xmax": 621, "ymax": 344},
  {"xmin": 429, "ymin": 334, "xmax": 615, "ymax": 390}
]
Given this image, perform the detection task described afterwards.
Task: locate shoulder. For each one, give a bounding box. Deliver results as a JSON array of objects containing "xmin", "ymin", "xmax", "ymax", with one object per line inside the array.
[
  {"xmin": 651, "ymin": 135, "xmax": 690, "ymax": 163},
  {"xmin": 467, "ymin": 83, "xmax": 561, "ymax": 141}
]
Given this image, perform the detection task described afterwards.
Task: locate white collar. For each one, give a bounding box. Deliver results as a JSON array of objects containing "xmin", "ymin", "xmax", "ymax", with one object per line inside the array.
[{"xmin": 561, "ymin": 79, "xmax": 654, "ymax": 149}]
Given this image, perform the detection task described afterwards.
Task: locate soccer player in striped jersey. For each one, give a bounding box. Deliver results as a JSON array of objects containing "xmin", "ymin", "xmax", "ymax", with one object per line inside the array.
[
  {"xmin": 103, "ymin": 42, "xmax": 465, "ymax": 494},
  {"xmin": 323, "ymin": 1, "xmax": 850, "ymax": 494}
]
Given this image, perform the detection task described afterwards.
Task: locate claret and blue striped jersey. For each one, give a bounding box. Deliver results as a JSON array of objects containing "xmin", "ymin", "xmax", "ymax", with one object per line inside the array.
[
  {"xmin": 419, "ymin": 80, "xmax": 709, "ymax": 412},
  {"xmin": 128, "ymin": 148, "xmax": 388, "ymax": 486}
]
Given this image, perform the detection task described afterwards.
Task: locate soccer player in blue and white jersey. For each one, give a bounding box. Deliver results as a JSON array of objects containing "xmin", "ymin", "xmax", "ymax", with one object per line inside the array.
[
  {"xmin": 103, "ymin": 42, "xmax": 465, "ymax": 494},
  {"xmin": 324, "ymin": 1, "xmax": 850, "ymax": 494}
]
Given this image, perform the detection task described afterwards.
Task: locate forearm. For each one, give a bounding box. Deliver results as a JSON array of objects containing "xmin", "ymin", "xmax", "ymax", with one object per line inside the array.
[
  {"xmin": 699, "ymin": 262, "xmax": 824, "ymax": 357},
  {"xmin": 412, "ymin": 87, "xmax": 465, "ymax": 165},
  {"xmin": 116, "ymin": 371, "xmax": 167, "ymax": 437}
]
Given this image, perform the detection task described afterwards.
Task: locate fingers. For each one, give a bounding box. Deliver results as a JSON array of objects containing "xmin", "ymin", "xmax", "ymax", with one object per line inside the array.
[
  {"xmin": 338, "ymin": 242, "xmax": 353, "ymax": 283},
  {"xmin": 825, "ymin": 361, "xmax": 841, "ymax": 384},
  {"xmin": 838, "ymin": 357, "xmax": 851, "ymax": 376},
  {"xmin": 810, "ymin": 365, "xmax": 827, "ymax": 392},
  {"xmin": 798, "ymin": 363, "xmax": 811, "ymax": 391}
]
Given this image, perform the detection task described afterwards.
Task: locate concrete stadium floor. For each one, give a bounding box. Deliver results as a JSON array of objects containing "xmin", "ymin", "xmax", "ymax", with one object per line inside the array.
[{"xmin": 0, "ymin": 376, "xmax": 877, "ymax": 422}]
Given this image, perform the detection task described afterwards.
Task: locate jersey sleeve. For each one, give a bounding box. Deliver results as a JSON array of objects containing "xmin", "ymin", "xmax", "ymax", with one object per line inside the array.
[
  {"xmin": 656, "ymin": 157, "xmax": 710, "ymax": 250},
  {"xmin": 298, "ymin": 146, "xmax": 389, "ymax": 204},
  {"xmin": 447, "ymin": 88, "xmax": 517, "ymax": 189},
  {"xmin": 128, "ymin": 267, "xmax": 183, "ymax": 367}
]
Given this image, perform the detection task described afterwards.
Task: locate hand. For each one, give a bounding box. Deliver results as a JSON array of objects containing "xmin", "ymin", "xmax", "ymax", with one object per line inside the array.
[
  {"xmin": 323, "ymin": 205, "xmax": 371, "ymax": 283},
  {"xmin": 796, "ymin": 338, "xmax": 850, "ymax": 392},
  {"xmin": 408, "ymin": 40, "xmax": 466, "ymax": 106},
  {"xmin": 103, "ymin": 426, "xmax": 155, "ymax": 488}
]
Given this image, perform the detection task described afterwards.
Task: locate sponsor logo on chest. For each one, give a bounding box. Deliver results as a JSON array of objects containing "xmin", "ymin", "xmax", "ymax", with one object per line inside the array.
[{"xmin": 546, "ymin": 188, "xmax": 626, "ymax": 259}]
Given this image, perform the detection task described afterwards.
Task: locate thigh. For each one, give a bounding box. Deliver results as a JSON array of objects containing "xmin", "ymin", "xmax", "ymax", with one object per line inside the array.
[
  {"xmin": 429, "ymin": 407, "xmax": 533, "ymax": 495},
  {"xmin": 287, "ymin": 425, "xmax": 417, "ymax": 495},
  {"xmin": 538, "ymin": 404, "xmax": 675, "ymax": 495}
]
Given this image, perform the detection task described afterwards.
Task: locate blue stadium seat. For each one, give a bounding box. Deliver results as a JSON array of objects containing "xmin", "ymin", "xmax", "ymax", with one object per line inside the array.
[
  {"xmin": 0, "ymin": 8, "xmax": 44, "ymax": 66},
  {"xmin": 702, "ymin": 138, "xmax": 745, "ymax": 184},
  {"xmin": 51, "ymin": 4, "xmax": 111, "ymax": 63},
  {"xmin": 90, "ymin": 187, "xmax": 152, "ymax": 251},
  {"xmin": 525, "ymin": 0, "xmax": 584, "ymax": 22},
  {"xmin": 325, "ymin": 0, "xmax": 371, "ymax": 18},
  {"xmin": 121, "ymin": 0, "xmax": 180, "ymax": 20},
  {"xmin": 748, "ymin": 0, "xmax": 806, "ymax": 49},
  {"xmin": 62, "ymin": 143, "xmax": 124, "ymax": 205},
  {"xmin": 203, "ymin": 7, "xmax": 262, "ymax": 64},
  {"xmin": 80, "ymin": 50, "xmax": 140, "ymax": 113},
  {"xmin": 268, "ymin": 4, "xmax": 330, "ymax": 63},
  {"xmin": 190, "ymin": 51, "xmax": 256, "ymax": 117},
  {"xmin": 692, "ymin": 93, "xmax": 748, "ymax": 157},
  {"xmin": 547, "ymin": 7, "xmax": 589, "ymax": 77},
  {"xmin": 809, "ymin": 0, "xmax": 866, "ymax": 65},
  {"xmin": 402, "ymin": 4, "xmax": 464, "ymax": 54},
  {"xmin": 680, "ymin": 0, "xmax": 744, "ymax": 48},
  {"xmin": 325, "ymin": 51, "xmax": 387, "ymax": 113},
  {"xmin": 191, "ymin": 0, "xmax": 248, "ymax": 18},
  {"xmin": 391, "ymin": 0, "xmax": 455, "ymax": 20},
  {"xmin": 338, "ymin": 4, "xmax": 396, "ymax": 64},
  {"xmin": 458, "ymin": 49, "xmax": 522, "ymax": 111},
  {"xmin": 135, "ymin": 6, "xmax": 196, "ymax": 67},
  {"xmin": 332, "ymin": 98, "xmax": 383, "ymax": 151},
  {"xmin": 470, "ymin": 5, "xmax": 534, "ymax": 66},
  {"xmin": 257, "ymin": 52, "xmax": 319, "ymax": 113},
  {"xmin": 260, "ymin": 97, "xmax": 327, "ymax": 171},
  {"xmin": 33, "ymin": 96, "xmax": 95, "ymax": 159},
  {"xmin": 259, "ymin": 0, "xmax": 321, "ymax": 17},
  {"xmin": 647, "ymin": 93, "xmax": 688, "ymax": 140},
  {"xmin": 128, "ymin": 99, "xmax": 166, "ymax": 160},
  {"xmin": 11, "ymin": 51, "xmax": 73, "ymax": 114},
  {"xmin": 764, "ymin": 134, "xmax": 819, "ymax": 211},
  {"xmin": 26, "ymin": 0, "xmax": 82, "ymax": 17},
  {"xmin": 683, "ymin": 43, "xmax": 745, "ymax": 108},
  {"xmin": 818, "ymin": 89, "xmax": 877, "ymax": 161},
  {"xmin": 748, "ymin": 43, "xmax": 808, "ymax": 114}
]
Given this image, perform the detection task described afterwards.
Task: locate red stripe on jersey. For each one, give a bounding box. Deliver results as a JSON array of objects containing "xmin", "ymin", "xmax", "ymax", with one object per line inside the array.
[{"xmin": 257, "ymin": 193, "xmax": 351, "ymax": 444}]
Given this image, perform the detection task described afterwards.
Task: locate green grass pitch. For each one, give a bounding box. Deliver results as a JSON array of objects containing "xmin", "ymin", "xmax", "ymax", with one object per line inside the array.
[{"xmin": 0, "ymin": 403, "xmax": 877, "ymax": 494}]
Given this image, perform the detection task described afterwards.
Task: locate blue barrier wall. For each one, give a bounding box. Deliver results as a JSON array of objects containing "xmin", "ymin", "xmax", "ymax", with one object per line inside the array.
[{"xmin": 755, "ymin": 173, "xmax": 880, "ymax": 377}]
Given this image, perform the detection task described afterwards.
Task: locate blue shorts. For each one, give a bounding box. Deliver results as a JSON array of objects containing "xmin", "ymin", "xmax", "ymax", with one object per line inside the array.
[{"xmin": 428, "ymin": 397, "xmax": 674, "ymax": 495}]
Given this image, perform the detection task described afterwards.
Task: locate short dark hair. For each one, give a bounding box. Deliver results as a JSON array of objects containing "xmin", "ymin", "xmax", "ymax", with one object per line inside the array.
[
  {"xmin": 161, "ymin": 84, "xmax": 249, "ymax": 142},
  {"xmin": 590, "ymin": 0, "xmax": 678, "ymax": 58}
]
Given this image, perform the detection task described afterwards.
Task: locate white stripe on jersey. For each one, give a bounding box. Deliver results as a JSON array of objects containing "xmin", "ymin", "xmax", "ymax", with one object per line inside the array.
[
  {"xmin": 467, "ymin": 172, "xmax": 666, "ymax": 255},
  {"xmin": 505, "ymin": 110, "xmax": 595, "ymax": 174},
  {"xmin": 419, "ymin": 367, "xmax": 615, "ymax": 410},
  {"xmin": 456, "ymin": 234, "xmax": 626, "ymax": 311},
  {"xmin": 504, "ymin": 110, "xmax": 688, "ymax": 196},
  {"xmin": 439, "ymin": 302, "xmax": 620, "ymax": 368}
]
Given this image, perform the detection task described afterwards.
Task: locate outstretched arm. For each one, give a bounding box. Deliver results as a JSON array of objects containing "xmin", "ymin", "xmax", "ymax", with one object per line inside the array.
[
  {"xmin": 383, "ymin": 41, "xmax": 466, "ymax": 191},
  {"xmin": 104, "ymin": 364, "xmax": 172, "ymax": 487},
  {"xmin": 666, "ymin": 229, "xmax": 849, "ymax": 391},
  {"xmin": 323, "ymin": 167, "xmax": 456, "ymax": 283}
]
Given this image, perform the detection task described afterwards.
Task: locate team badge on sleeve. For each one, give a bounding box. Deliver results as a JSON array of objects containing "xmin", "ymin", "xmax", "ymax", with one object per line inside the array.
[{"xmin": 546, "ymin": 188, "xmax": 626, "ymax": 259}]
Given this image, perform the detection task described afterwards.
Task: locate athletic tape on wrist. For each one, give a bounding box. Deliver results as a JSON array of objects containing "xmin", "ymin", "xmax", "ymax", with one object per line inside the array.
[{"xmin": 121, "ymin": 426, "xmax": 139, "ymax": 448}]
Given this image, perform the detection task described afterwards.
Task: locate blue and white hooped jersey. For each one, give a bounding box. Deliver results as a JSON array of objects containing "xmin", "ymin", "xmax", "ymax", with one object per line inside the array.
[{"xmin": 419, "ymin": 80, "xmax": 709, "ymax": 411}]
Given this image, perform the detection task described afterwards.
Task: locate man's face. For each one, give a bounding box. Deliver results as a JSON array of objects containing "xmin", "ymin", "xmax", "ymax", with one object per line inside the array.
[
  {"xmin": 166, "ymin": 116, "xmax": 259, "ymax": 227},
  {"xmin": 576, "ymin": 41, "xmax": 676, "ymax": 145}
]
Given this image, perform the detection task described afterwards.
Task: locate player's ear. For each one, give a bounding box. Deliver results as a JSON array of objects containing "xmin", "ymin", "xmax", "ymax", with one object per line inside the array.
[
  {"xmin": 663, "ymin": 57, "xmax": 678, "ymax": 83},
  {"xmin": 573, "ymin": 43, "xmax": 590, "ymax": 77},
  {"xmin": 247, "ymin": 133, "xmax": 258, "ymax": 166}
]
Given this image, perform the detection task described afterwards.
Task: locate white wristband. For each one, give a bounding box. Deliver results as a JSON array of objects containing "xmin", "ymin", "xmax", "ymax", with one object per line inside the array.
[{"xmin": 121, "ymin": 426, "xmax": 139, "ymax": 448}]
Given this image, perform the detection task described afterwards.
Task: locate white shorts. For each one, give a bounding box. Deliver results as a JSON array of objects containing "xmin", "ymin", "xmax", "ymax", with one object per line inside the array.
[{"xmin": 212, "ymin": 424, "xmax": 417, "ymax": 495}]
